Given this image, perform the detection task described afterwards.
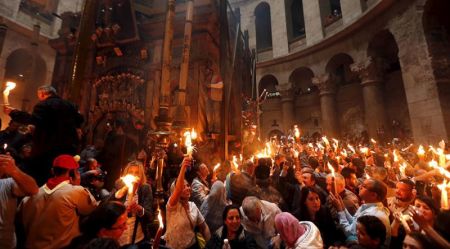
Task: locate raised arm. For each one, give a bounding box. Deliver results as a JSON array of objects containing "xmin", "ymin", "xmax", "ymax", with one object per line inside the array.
[
  {"xmin": 168, "ymin": 157, "xmax": 191, "ymax": 207},
  {"xmin": 0, "ymin": 155, "xmax": 38, "ymax": 196}
]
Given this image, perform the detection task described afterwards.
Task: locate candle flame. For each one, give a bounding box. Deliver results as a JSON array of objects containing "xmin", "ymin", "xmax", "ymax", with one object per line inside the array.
[
  {"xmin": 3, "ymin": 81, "xmax": 16, "ymax": 95},
  {"xmin": 232, "ymin": 155, "xmax": 239, "ymax": 170},
  {"xmin": 340, "ymin": 150, "xmax": 348, "ymax": 158},
  {"xmin": 191, "ymin": 128, "xmax": 197, "ymax": 140},
  {"xmin": 360, "ymin": 147, "xmax": 369, "ymax": 155},
  {"xmin": 370, "ymin": 138, "xmax": 377, "ymax": 144},
  {"xmin": 157, "ymin": 208, "xmax": 164, "ymax": 229},
  {"xmin": 400, "ymin": 162, "xmax": 407, "ymax": 178},
  {"xmin": 213, "ymin": 163, "xmax": 221, "ymax": 172},
  {"xmin": 3, "ymin": 143, "xmax": 7, "ymax": 150},
  {"xmin": 184, "ymin": 131, "xmax": 193, "ymax": 156},
  {"xmin": 327, "ymin": 162, "xmax": 335, "ymax": 176},
  {"xmin": 322, "ymin": 136, "xmax": 330, "ymax": 147},
  {"xmin": 294, "ymin": 125, "xmax": 300, "ymax": 139},
  {"xmin": 393, "ymin": 150, "xmax": 399, "ymax": 162},
  {"xmin": 347, "ymin": 144, "xmax": 356, "ymax": 154},
  {"xmin": 121, "ymin": 174, "xmax": 138, "ymax": 194},
  {"xmin": 417, "ymin": 145, "xmax": 425, "ymax": 157},
  {"xmin": 438, "ymin": 179, "xmax": 449, "ymax": 210}
]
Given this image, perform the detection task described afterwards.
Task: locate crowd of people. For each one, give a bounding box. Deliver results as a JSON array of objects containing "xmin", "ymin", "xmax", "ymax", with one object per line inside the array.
[{"xmin": 1, "ymin": 85, "xmax": 450, "ymax": 249}]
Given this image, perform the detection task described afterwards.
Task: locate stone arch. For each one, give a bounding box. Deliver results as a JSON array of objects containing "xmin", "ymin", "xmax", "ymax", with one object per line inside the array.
[
  {"xmin": 367, "ymin": 30, "xmax": 412, "ymax": 140},
  {"xmin": 326, "ymin": 53, "xmax": 363, "ymax": 138},
  {"xmin": 422, "ymin": 0, "xmax": 450, "ymax": 134},
  {"xmin": 267, "ymin": 129, "xmax": 284, "ymax": 140},
  {"xmin": 254, "ymin": 2, "xmax": 273, "ymax": 51},
  {"xmin": 258, "ymin": 74, "xmax": 278, "ymax": 96},
  {"xmin": 285, "ymin": 0, "xmax": 305, "ymax": 41},
  {"xmin": 288, "ymin": 67, "xmax": 320, "ymax": 136},
  {"xmin": 4, "ymin": 48, "xmax": 47, "ymax": 112},
  {"xmin": 326, "ymin": 53, "xmax": 357, "ymax": 86}
]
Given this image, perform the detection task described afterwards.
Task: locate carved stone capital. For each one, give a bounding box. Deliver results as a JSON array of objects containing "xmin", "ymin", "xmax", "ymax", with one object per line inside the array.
[
  {"xmin": 350, "ymin": 56, "xmax": 385, "ymax": 84},
  {"xmin": 312, "ymin": 74, "xmax": 336, "ymax": 95}
]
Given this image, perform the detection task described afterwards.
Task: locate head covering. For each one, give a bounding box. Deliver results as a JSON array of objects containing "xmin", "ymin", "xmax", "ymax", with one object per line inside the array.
[
  {"xmin": 275, "ymin": 212, "xmax": 305, "ymax": 247},
  {"xmin": 200, "ymin": 181, "xmax": 228, "ymax": 233},
  {"xmin": 53, "ymin": 154, "xmax": 79, "ymax": 169}
]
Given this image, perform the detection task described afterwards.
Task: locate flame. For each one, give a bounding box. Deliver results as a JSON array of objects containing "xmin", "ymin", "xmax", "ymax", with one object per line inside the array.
[
  {"xmin": 307, "ymin": 143, "xmax": 314, "ymax": 148},
  {"xmin": 191, "ymin": 128, "xmax": 197, "ymax": 140},
  {"xmin": 232, "ymin": 155, "xmax": 239, "ymax": 170},
  {"xmin": 73, "ymin": 155, "xmax": 80, "ymax": 162},
  {"xmin": 347, "ymin": 144, "xmax": 356, "ymax": 154},
  {"xmin": 340, "ymin": 150, "xmax": 348, "ymax": 158},
  {"xmin": 183, "ymin": 131, "xmax": 193, "ymax": 156},
  {"xmin": 3, "ymin": 143, "xmax": 7, "ymax": 150},
  {"xmin": 360, "ymin": 147, "xmax": 369, "ymax": 155},
  {"xmin": 393, "ymin": 150, "xmax": 399, "ymax": 162},
  {"xmin": 400, "ymin": 162, "xmax": 407, "ymax": 178},
  {"xmin": 428, "ymin": 159, "xmax": 450, "ymax": 179},
  {"xmin": 438, "ymin": 148, "xmax": 446, "ymax": 167},
  {"xmin": 417, "ymin": 145, "xmax": 425, "ymax": 157},
  {"xmin": 157, "ymin": 208, "xmax": 164, "ymax": 229},
  {"xmin": 3, "ymin": 81, "xmax": 16, "ymax": 95},
  {"xmin": 240, "ymin": 154, "xmax": 243, "ymax": 162},
  {"xmin": 327, "ymin": 162, "xmax": 335, "ymax": 176},
  {"xmin": 294, "ymin": 125, "xmax": 300, "ymax": 139},
  {"xmin": 121, "ymin": 174, "xmax": 138, "ymax": 194},
  {"xmin": 370, "ymin": 138, "xmax": 377, "ymax": 144},
  {"xmin": 438, "ymin": 180, "xmax": 449, "ymax": 210},
  {"xmin": 322, "ymin": 136, "xmax": 330, "ymax": 147},
  {"xmin": 265, "ymin": 142, "xmax": 272, "ymax": 156},
  {"xmin": 213, "ymin": 163, "xmax": 221, "ymax": 172}
]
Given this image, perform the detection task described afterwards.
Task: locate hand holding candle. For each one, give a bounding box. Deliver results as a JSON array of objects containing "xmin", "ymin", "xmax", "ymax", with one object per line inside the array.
[
  {"xmin": 3, "ymin": 81, "xmax": 16, "ymax": 106},
  {"xmin": 153, "ymin": 207, "xmax": 164, "ymax": 249}
]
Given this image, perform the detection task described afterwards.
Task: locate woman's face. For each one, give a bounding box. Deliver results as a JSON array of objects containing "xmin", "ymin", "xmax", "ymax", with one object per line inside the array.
[
  {"xmin": 305, "ymin": 191, "xmax": 321, "ymax": 214},
  {"xmin": 99, "ymin": 212, "xmax": 128, "ymax": 240},
  {"xmin": 224, "ymin": 209, "xmax": 241, "ymax": 233},
  {"xmin": 414, "ymin": 199, "xmax": 434, "ymax": 224},
  {"xmin": 403, "ymin": 235, "xmax": 423, "ymax": 249},
  {"xmin": 181, "ymin": 180, "xmax": 191, "ymax": 199}
]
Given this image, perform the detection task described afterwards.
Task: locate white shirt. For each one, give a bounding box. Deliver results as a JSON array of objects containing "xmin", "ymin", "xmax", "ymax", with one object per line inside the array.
[
  {"xmin": 338, "ymin": 202, "xmax": 391, "ymax": 248},
  {"xmin": 291, "ymin": 221, "xmax": 323, "ymax": 249},
  {"xmin": 165, "ymin": 201, "xmax": 205, "ymax": 249}
]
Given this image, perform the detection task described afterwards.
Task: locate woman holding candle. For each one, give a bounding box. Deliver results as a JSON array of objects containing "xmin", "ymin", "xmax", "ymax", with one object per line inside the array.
[
  {"xmin": 165, "ymin": 157, "xmax": 211, "ymax": 249},
  {"xmin": 112, "ymin": 161, "xmax": 153, "ymax": 248}
]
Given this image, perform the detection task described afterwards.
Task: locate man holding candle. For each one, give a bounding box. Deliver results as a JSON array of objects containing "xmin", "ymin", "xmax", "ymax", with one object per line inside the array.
[{"xmin": 325, "ymin": 173, "xmax": 360, "ymax": 218}]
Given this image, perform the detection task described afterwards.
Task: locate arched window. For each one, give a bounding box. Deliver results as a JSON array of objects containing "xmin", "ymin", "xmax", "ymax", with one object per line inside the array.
[
  {"xmin": 291, "ymin": 0, "xmax": 305, "ymax": 39},
  {"xmin": 255, "ymin": 2, "xmax": 273, "ymax": 50}
]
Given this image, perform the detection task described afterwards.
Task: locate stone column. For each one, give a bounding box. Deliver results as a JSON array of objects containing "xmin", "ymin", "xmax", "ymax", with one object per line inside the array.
[
  {"xmin": 270, "ymin": 0, "xmax": 289, "ymax": 57},
  {"xmin": 276, "ymin": 83, "xmax": 295, "ymax": 132},
  {"xmin": 312, "ymin": 74, "xmax": 339, "ymax": 137},
  {"xmin": 302, "ymin": 0, "xmax": 325, "ymax": 45},
  {"xmin": 340, "ymin": 0, "xmax": 366, "ymax": 24},
  {"xmin": 0, "ymin": 19, "xmax": 7, "ymax": 57},
  {"xmin": 351, "ymin": 57, "xmax": 388, "ymax": 140}
]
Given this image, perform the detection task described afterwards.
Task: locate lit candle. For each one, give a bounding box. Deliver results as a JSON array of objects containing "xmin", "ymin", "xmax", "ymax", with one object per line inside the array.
[
  {"xmin": 417, "ymin": 145, "xmax": 425, "ymax": 160},
  {"xmin": 438, "ymin": 148, "xmax": 446, "ymax": 168},
  {"xmin": 347, "ymin": 144, "xmax": 356, "ymax": 154},
  {"xmin": 213, "ymin": 163, "xmax": 221, "ymax": 172},
  {"xmin": 399, "ymin": 162, "xmax": 407, "ymax": 178},
  {"xmin": 332, "ymin": 138, "xmax": 339, "ymax": 152},
  {"xmin": 191, "ymin": 128, "xmax": 197, "ymax": 140},
  {"xmin": 438, "ymin": 180, "xmax": 449, "ymax": 210},
  {"xmin": 232, "ymin": 155, "xmax": 239, "ymax": 171},
  {"xmin": 184, "ymin": 131, "xmax": 193, "ymax": 157},
  {"xmin": 294, "ymin": 125, "xmax": 300, "ymax": 140},
  {"xmin": 121, "ymin": 174, "xmax": 138, "ymax": 203},
  {"xmin": 322, "ymin": 136, "xmax": 330, "ymax": 149},
  {"xmin": 327, "ymin": 162, "xmax": 338, "ymax": 195},
  {"xmin": 370, "ymin": 138, "xmax": 377, "ymax": 144},
  {"xmin": 153, "ymin": 207, "xmax": 164, "ymax": 249},
  {"xmin": 3, "ymin": 81, "xmax": 16, "ymax": 106}
]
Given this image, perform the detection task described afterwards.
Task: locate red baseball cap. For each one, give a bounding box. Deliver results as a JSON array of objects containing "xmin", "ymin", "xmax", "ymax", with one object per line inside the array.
[{"xmin": 53, "ymin": 155, "xmax": 79, "ymax": 169}]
